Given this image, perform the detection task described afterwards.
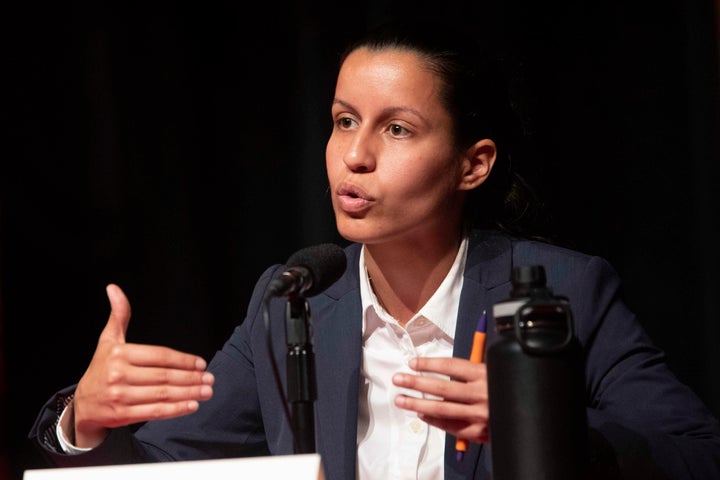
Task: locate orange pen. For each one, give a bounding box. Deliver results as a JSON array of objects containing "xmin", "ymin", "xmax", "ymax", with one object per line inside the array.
[{"xmin": 456, "ymin": 310, "xmax": 487, "ymax": 461}]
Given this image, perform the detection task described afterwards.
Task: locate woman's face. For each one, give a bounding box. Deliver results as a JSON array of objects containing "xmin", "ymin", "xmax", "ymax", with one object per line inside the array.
[{"xmin": 326, "ymin": 48, "xmax": 468, "ymax": 246}]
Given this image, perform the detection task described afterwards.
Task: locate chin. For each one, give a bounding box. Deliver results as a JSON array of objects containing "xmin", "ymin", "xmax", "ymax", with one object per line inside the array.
[{"xmin": 335, "ymin": 219, "xmax": 376, "ymax": 245}]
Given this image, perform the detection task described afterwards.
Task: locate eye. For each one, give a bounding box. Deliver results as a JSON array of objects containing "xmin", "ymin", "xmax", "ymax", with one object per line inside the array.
[
  {"xmin": 389, "ymin": 123, "xmax": 411, "ymax": 138},
  {"xmin": 336, "ymin": 116, "xmax": 358, "ymax": 130}
]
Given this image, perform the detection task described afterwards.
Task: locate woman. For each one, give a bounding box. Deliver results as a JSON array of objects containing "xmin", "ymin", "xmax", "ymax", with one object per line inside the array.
[{"xmin": 30, "ymin": 18, "xmax": 720, "ymax": 479}]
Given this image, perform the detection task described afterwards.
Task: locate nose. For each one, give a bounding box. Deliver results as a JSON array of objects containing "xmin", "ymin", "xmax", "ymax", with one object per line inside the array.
[{"xmin": 343, "ymin": 128, "xmax": 376, "ymax": 173}]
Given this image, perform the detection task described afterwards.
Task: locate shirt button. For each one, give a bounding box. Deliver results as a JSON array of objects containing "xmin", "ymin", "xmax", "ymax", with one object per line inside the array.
[
  {"xmin": 410, "ymin": 419, "xmax": 423, "ymax": 433},
  {"xmin": 416, "ymin": 319, "xmax": 426, "ymax": 326}
]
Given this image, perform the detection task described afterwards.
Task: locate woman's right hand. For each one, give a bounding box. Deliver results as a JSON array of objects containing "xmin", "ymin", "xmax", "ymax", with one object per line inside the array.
[{"xmin": 68, "ymin": 284, "xmax": 214, "ymax": 448}]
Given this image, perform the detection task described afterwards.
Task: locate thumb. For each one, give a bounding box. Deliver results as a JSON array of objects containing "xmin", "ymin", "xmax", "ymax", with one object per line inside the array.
[{"xmin": 99, "ymin": 283, "xmax": 132, "ymax": 344}]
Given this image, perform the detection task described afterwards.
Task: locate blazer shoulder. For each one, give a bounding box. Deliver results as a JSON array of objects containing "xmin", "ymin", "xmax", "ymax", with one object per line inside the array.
[{"xmin": 466, "ymin": 230, "xmax": 617, "ymax": 294}]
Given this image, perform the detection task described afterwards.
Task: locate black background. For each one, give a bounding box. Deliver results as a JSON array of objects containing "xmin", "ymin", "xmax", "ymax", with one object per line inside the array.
[{"xmin": 2, "ymin": 2, "xmax": 719, "ymax": 479}]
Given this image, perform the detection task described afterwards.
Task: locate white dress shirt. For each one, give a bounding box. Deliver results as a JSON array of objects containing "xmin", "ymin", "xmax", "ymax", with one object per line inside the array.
[{"xmin": 356, "ymin": 238, "xmax": 468, "ymax": 480}]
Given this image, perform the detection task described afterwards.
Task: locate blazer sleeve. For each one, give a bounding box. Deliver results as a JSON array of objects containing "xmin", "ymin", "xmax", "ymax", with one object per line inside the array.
[
  {"xmin": 27, "ymin": 384, "xmax": 158, "ymax": 467},
  {"xmin": 570, "ymin": 255, "xmax": 720, "ymax": 478}
]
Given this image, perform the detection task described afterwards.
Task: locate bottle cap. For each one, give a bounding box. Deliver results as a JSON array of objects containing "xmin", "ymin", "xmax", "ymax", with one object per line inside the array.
[{"xmin": 510, "ymin": 265, "xmax": 548, "ymax": 298}]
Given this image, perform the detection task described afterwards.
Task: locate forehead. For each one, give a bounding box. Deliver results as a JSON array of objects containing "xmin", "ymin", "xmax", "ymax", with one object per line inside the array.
[{"xmin": 335, "ymin": 47, "xmax": 445, "ymax": 114}]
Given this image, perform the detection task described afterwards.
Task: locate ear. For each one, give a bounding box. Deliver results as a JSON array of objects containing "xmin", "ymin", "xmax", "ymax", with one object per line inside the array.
[{"xmin": 458, "ymin": 138, "xmax": 497, "ymax": 191}]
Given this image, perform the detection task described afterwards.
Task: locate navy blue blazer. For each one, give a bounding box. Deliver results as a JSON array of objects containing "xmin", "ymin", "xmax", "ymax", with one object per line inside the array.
[{"xmin": 30, "ymin": 231, "xmax": 720, "ymax": 478}]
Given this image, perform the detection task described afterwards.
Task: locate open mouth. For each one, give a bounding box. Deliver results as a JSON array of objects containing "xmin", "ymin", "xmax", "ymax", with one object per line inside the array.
[
  {"xmin": 337, "ymin": 183, "xmax": 373, "ymax": 213},
  {"xmin": 338, "ymin": 183, "xmax": 370, "ymax": 200}
]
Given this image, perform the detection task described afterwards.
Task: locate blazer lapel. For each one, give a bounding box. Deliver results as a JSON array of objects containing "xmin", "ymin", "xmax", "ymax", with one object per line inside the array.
[{"xmin": 312, "ymin": 244, "xmax": 363, "ymax": 480}]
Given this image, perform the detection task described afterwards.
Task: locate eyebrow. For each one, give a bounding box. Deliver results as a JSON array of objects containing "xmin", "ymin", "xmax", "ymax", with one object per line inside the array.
[{"xmin": 331, "ymin": 99, "xmax": 426, "ymax": 123}]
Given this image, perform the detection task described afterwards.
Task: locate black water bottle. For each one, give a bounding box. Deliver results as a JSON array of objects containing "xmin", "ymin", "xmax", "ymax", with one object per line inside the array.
[{"xmin": 486, "ymin": 265, "xmax": 589, "ymax": 480}]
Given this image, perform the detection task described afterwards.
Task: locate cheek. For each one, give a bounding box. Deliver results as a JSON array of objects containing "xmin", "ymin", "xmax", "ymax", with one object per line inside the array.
[
  {"xmin": 325, "ymin": 133, "xmax": 345, "ymax": 161},
  {"xmin": 387, "ymin": 157, "xmax": 459, "ymax": 197},
  {"xmin": 325, "ymin": 141, "xmax": 340, "ymax": 180}
]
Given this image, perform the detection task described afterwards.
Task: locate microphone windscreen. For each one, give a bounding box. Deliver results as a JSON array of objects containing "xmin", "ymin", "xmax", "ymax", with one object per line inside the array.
[{"xmin": 286, "ymin": 243, "xmax": 347, "ymax": 296}]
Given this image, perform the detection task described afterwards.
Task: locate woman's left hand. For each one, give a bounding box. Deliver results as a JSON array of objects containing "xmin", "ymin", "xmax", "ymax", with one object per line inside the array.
[{"xmin": 392, "ymin": 356, "xmax": 489, "ymax": 444}]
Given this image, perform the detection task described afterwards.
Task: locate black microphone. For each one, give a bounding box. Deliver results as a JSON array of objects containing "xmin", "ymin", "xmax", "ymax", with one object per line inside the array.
[{"xmin": 265, "ymin": 243, "xmax": 347, "ymax": 298}]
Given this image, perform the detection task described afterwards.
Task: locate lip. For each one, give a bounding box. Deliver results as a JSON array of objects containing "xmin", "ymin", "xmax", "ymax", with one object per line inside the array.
[{"xmin": 336, "ymin": 182, "xmax": 374, "ymax": 214}]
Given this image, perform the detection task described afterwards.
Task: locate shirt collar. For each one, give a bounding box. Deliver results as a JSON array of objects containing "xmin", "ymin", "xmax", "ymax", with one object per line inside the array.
[{"xmin": 359, "ymin": 237, "xmax": 468, "ymax": 339}]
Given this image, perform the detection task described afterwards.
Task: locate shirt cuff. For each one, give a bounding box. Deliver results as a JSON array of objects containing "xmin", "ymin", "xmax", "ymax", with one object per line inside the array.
[{"xmin": 56, "ymin": 400, "xmax": 92, "ymax": 455}]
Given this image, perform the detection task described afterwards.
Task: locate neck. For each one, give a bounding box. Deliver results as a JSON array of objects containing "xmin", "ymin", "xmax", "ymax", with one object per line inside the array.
[{"xmin": 364, "ymin": 234, "xmax": 463, "ymax": 326}]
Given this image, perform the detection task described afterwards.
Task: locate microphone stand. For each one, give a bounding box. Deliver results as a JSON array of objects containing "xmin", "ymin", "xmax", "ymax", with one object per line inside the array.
[{"xmin": 285, "ymin": 294, "xmax": 317, "ymax": 454}]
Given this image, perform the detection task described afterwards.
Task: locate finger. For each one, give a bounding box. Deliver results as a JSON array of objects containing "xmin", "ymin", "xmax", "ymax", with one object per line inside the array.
[
  {"xmin": 111, "ymin": 366, "xmax": 215, "ymax": 387},
  {"xmin": 393, "ymin": 373, "xmax": 450, "ymax": 400},
  {"xmin": 100, "ymin": 284, "xmax": 132, "ymax": 344},
  {"xmin": 120, "ymin": 343, "xmax": 208, "ymax": 371},
  {"xmin": 104, "ymin": 383, "xmax": 214, "ymax": 407},
  {"xmin": 409, "ymin": 357, "xmax": 485, "ymax": 382},
  {"xmin": 394, "ymin": 391, "xmax": 461, "ymax": 418},
  {"xmin": 417, "ymin": 414, "xmax": 467, "ymax": 435},
  {"xmin": 419, "ymin": 413, "xmax": 490, "ymax": 443},
  {"xmin": 393, "ymin": 372, "xmax": 486, "ymax": 404},
  {"xmin": 93, "ymin": 400, "xmax": 205, "ymax": 429},
  {"xmin": 394, "ymin": 393, "xmax": 490, "ymax": 441},
  {"xmin": 128, "ymin": 400, "xmax": 204, "ymax": 423}
]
